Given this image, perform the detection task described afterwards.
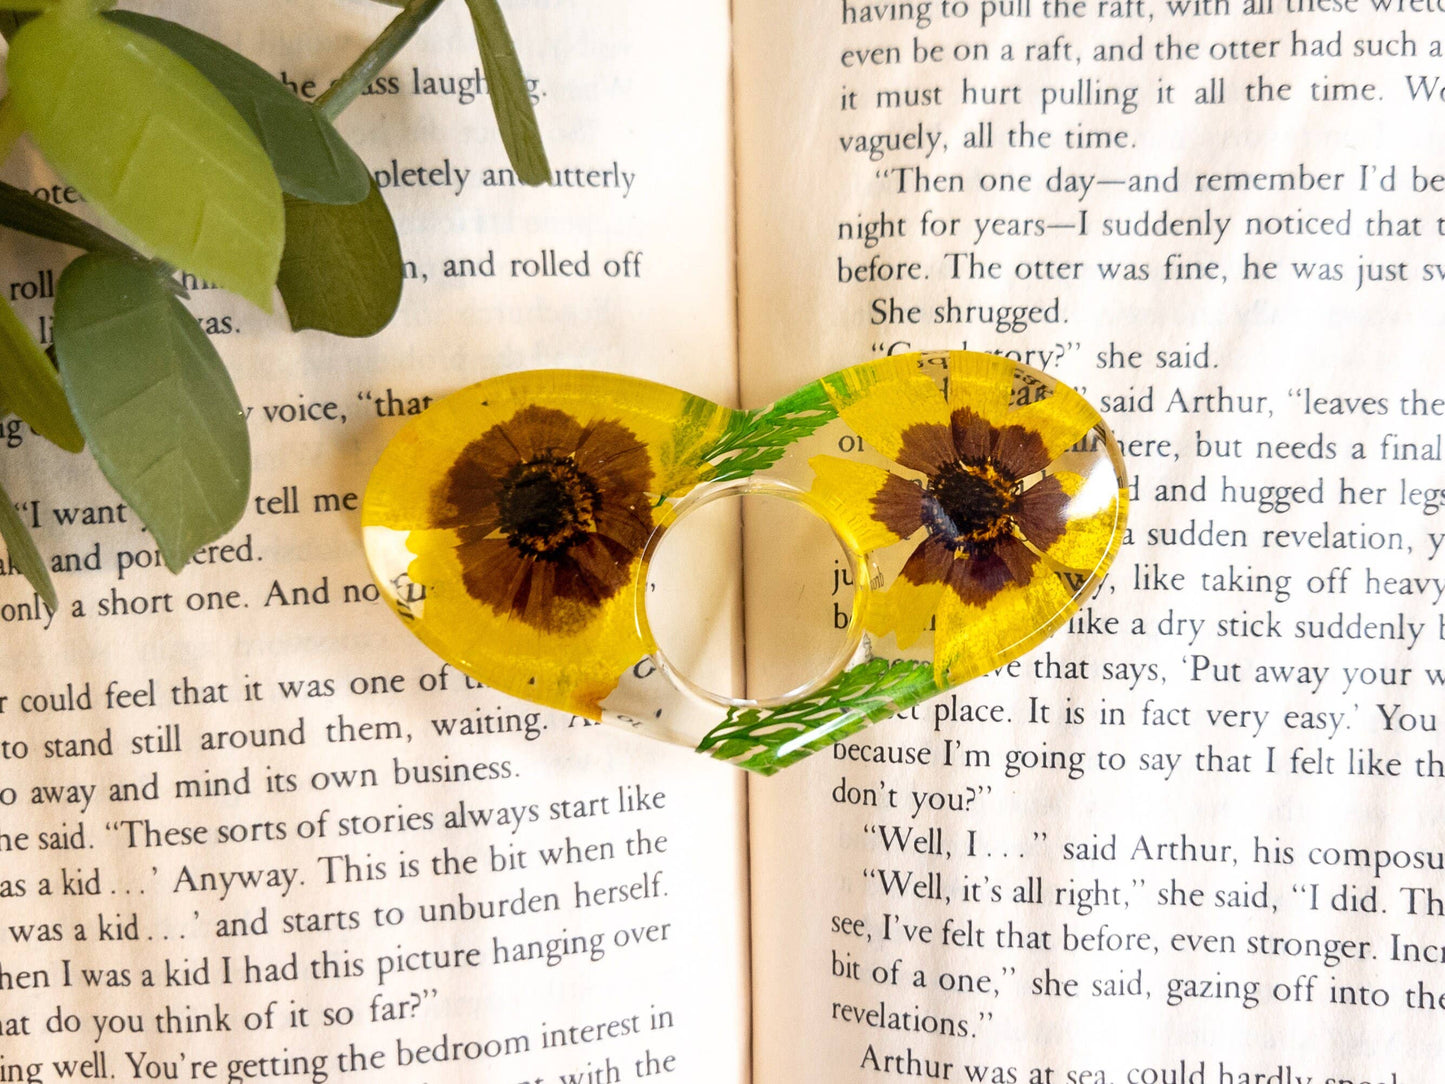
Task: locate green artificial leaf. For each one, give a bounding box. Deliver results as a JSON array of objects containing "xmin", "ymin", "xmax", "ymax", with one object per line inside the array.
[
  {"xmin": 0, "ymin": 12, "xmax": 37, "ymax": 43},
  {"xmin": 104, "ymin": 11, "xmax": 371, "ymax": 206},
  {"xmin": 277, "ymin": 181, "xmax": 403, "ymax": 337},
  {"xmin": 0, "ymin": 292, "xmax": 83, "ymax": 451},
  {"xmin": 7, "ymin": 9, "xmax": 284, "ymax": 310},
  {"xmin": 0, "ymin": 474, "xmax": 57, "ymax": 611},
  {"xmin": 462, "ymin": 0, "xmax": 549, "ymax": 184},
  {"xmin": 54, "ymin": 253, "xmax": 249, "ymax": 572},
  {"xmin": 0, "ymin": 180, "xmax": 142, "ymax": 259}
]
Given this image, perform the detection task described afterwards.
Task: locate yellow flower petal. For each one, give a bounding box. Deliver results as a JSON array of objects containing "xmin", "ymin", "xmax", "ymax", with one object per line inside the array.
[
  {"xmin": 1006, "ymin": 383, "xmax": 1103, "ymax": 461},
  {"xmin": 823, "ymin": 357, "xmax": 951, "ymax": 461},
  {"xmin": 1044, "ymin": 471, "xmax": 1128, "ymax": 572},
  {"xmin": 808, "ymin": 455, "xmax": 914, "ymax": 554},
  {"xmin": 946, "ymin": 351, "xmax": 1016, "ymax": 425},
  {"xmin": 363, "ymin": 370, "xmax": 732, "ymax": 531},
  {"xmin": 362, "ymin": 397, "xmax": 517, "ymax": 530},
  {"xmin": 404, "ymin": 525, "xmax": 649, "ymax": 717},
  {"xmin": 657, "ymin": 394, "xmax": 736, "ymax": 499},
  {"xmin": 933, "ymin": 571, "xmax": 1078, "ymax": 686},
  {"xmin": 866, "ymin": 573, "xmax": 944, "ymax": 650},
  {"xmin": 821, "ymin": 353, "xmax": 922, "ymax": 409}
]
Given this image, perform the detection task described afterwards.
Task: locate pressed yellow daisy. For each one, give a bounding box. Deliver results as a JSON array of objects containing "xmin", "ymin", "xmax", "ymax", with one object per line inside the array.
[
  {"xmin": 363, "ymin": 371, "xmax": 732, "ymax": 717},
  {"xmin": 435, "ymin": 404, "xmax": 655, "ymax": 633},
  {"xmin": 810, "ymin": 352, "xmax": 1125, "ymax": 685}
]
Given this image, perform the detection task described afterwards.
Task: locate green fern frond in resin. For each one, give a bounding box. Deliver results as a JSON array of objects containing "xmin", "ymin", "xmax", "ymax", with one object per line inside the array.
[
  {"xmin": 699, "ymin": 381, "xmax": 837, "ymax": 483},
  {"xmin": 696, "ymin": 657, "xmax": 936, "ymax": 774}
]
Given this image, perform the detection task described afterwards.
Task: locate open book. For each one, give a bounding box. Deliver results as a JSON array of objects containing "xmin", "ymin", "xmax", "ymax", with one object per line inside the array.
[{"xmin": 2, "ymin": 0, "xmax": 1442, "ymax": 1080}]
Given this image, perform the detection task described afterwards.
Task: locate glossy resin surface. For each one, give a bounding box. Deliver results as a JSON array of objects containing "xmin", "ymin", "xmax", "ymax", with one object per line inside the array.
[{"xmin": 363, "ymin": 351, "xmax": 1129, "ymax": 772}]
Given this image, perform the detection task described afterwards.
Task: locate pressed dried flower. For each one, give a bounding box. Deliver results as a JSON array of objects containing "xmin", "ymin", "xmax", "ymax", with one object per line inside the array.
[
  {"xmin": 363, "ymin": 371, "xmax": 730, "ymax": 716},
  {"xmin": 810, "ymin": 353, "xmax": 1124, "ymax": 685}
]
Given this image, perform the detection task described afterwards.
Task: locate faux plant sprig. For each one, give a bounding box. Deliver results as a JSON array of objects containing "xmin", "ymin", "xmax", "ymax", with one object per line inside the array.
[{"xmin": 0, "ymin": 0, "xmax": 549, "ymax": 608}]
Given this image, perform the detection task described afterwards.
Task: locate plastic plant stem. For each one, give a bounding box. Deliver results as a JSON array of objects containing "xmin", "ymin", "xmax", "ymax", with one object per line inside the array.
[{"xmin": 316, "ymin": 0, "xmax": 445, "ymax": 121}]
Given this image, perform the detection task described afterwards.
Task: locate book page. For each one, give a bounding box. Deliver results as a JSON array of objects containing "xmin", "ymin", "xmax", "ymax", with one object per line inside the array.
[
  {"xmin": 736, "ymin": 2, "xmax": 1444, "ymax": 1081},
  {"xmin": 0, "ymin": 2, "xmax": 748, "ymax": 1082}
]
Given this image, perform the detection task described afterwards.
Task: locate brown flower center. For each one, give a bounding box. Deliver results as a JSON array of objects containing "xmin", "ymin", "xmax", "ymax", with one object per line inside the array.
[
  {"xmin": 925, "ymin": 461, "xmax": 1012, "ymax": 550},
  {"xmin": 497, "ymin": 455, "xmax": 600, "ymax": 558}
]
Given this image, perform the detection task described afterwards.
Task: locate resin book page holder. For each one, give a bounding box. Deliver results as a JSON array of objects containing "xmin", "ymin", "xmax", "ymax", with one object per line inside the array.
[{"xmin": 362, "ymin": 351, "xmax": 1129, "ymax": 773}]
